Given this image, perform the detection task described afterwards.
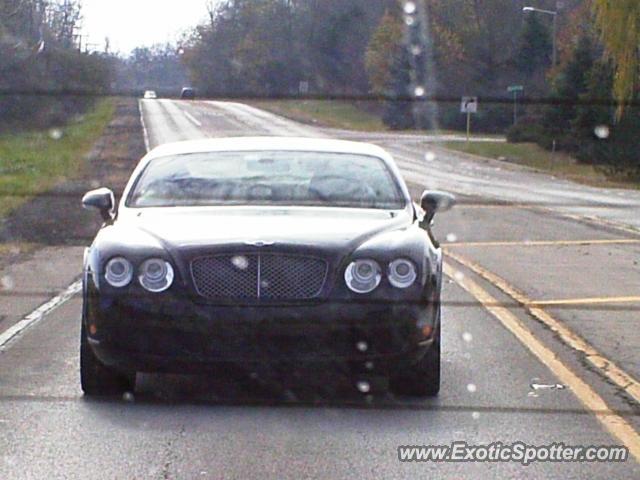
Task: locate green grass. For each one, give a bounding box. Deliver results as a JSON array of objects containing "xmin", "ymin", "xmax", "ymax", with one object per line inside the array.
[
  {"xmin": 0, "ymin": 99, "xmax": 115, "ymax": 218},
  {"xmin": 442, "ymin": 141, "xmax": 637, "ymax": 189},
  {"xmin": 251, "ymin": 100, "xmax": 386, "ymax": 131},
  {"xmin": 251, "ymin": 99, "xmax": 508, "ymax": 138}
]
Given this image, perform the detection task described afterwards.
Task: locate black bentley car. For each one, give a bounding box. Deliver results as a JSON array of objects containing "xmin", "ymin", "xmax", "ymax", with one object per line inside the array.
[{"xmin": 80, "ymin": 137, "xmax": 454, "ymax": 397}]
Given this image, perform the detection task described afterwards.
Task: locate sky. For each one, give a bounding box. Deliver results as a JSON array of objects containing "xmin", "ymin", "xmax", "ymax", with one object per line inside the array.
[{"xmin": 81, "ymin": 0, "xmax": 213, "ymax": 54}]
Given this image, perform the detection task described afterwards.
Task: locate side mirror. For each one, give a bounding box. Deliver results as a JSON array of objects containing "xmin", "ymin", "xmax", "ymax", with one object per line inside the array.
[
  {"xmin": 82, "ymin": 188, "xmax": 115, "ymax": 221},
  {"xmin": 420, "ymin": 190, "xmax": 456, "ymax": 225}
]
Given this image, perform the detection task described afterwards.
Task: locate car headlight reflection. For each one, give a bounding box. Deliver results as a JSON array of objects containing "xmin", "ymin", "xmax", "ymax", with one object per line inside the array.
[
  {"xmin": 388, "ymin": 259, "xmax": 417, "ymax": 289},
  {"xmin": 345, "ymin": 259, "xmax": 381, "ymax": 294},
  {"xmin": 105, "ymin": 257, "xmax": 134, "ymax": 288},
  {"xmin": 139, "ymin": 258, "xmax": 174, "ymax": 293}
]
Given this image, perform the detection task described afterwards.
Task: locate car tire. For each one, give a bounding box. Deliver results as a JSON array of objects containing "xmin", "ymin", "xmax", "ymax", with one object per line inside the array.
[
  {"xmin": 80, "ymin": 322, "xmax": 134, "ymax": 396},
  {"xmin": 389, "ymin": 326, "xmax": 441, "ymax": 398}
]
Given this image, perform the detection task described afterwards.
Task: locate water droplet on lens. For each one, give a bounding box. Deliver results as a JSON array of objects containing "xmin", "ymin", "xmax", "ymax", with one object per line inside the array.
[
  {"xmin": 462, "ymin": 332, "xmax": 473, "ymax": 343},
  {"xmin": 528, "ymin": 391, "xmax": 539, "ymax": 398},
  {"xmin": 594, "ymin": 125, "xmax": 610, "ymax": 139},
  {"xmin": 0, "ymin": 275, "xmax": 14, "ymax": 291},
  {"xmin": 356, "ymin": 341, "xmax": 368, "ymax": 352},
  {"xmin": 454, "ymin": 271, "xmax": 465, "ymax": 282},
  {"xmin": 405, "ymin": 16, "xmax": 415, "ymax": 26},
  {"xmin": 411, "ymin": 45, "xmax": 422, "ymax": 56},
  {"xmin": 446, "ymin": 233, "xmax": 458, "ymax": 243},
  {"xmin": 414, "ymin": 86, "xmax": 425, "ymax": 97},
  {"xmin": 472, "ymin": 411, "xmax": 480, "ymax": 420},
  {"xmin": 365, "ymin": 361, "xmax": 374, "ymax": 371},
  {"xmin": 231, "ymin": 255, "xmax": 249, "ymax": 270},
  {"xmin": 356, "ymin": 381, "xmax": 371, "ymax": 394},
  {"xmin": 49, "ymin": 129, "xmax": 63, "ymax": 140},
  {"xmin": 403, "ymin": 2, "xmax": 417, "ymax": 15},
  {"xmin": 122, "ymin": 391, "xmax": 135, "ymax": 402},
  {"xmin": 425, "ymin": 151, "xmax": 436, "ymax": 162},
  {"xmin": 467, "ymin": 383, "xmax": 477, "ymax": 393}
]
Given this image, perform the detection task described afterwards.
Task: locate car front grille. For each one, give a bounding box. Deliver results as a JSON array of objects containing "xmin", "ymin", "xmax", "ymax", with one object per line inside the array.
[{"xmin": 191, "ymin": 253, "xmax": 328, "ymax": 301}]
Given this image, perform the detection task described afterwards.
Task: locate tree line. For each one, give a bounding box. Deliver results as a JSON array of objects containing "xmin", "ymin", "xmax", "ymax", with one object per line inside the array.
[
  {"xmin": 0, "ymin": 0, "xmax": 113, "ymax": 130},
  {"xmin": 180, "ymin": 0, "xmax": 638, "ymax": 177}
]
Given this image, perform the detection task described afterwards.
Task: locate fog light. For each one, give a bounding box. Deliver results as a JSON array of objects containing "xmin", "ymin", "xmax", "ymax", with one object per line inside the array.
[{"xmin": 356, "ymin": 381, "xmax": 371, "ymax": 394}]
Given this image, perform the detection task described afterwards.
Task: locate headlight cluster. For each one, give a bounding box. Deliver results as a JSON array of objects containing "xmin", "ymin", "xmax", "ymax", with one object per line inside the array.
[
  {"xmin": 345, "ymin": 258, "xmax": 417, "ymax": 294},
  {"xmin": 104, "ymin": 257, "xmax": 174, "ymax": 292}
]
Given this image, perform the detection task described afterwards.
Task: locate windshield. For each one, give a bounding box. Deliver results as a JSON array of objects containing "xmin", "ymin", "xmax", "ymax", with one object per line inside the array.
[{"xmin": 128, "ymin": 151, "xmax": 406, "ymax": 209}]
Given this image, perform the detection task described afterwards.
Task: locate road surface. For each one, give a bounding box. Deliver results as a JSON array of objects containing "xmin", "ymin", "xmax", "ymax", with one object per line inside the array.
[{"xmin": 0, "ymin": 99, "xmax": 638, "ymax": 479}]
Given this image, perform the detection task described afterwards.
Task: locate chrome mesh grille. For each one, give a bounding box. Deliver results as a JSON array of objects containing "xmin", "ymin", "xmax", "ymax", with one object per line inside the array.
[
  {"xmin": 191, "ymin": 255, "xmax": 258, "ymax": 300},
  {"xmin": 191, "ymin": 254, "xmax": 328, "ymax": 301}
]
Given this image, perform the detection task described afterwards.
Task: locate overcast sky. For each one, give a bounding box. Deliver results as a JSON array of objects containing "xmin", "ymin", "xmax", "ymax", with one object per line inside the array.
[{"xmin": 81, "ymin": 0, "xmax": 212, "ymax": 54}]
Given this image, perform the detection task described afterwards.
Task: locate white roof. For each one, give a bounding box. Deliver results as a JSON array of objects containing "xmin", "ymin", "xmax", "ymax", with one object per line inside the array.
[{"xmin": 146, "ymin": 137, "xmax": 391, "ymax": 160}]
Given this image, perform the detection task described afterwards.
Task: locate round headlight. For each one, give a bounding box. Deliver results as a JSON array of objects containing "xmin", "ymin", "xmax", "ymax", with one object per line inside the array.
[
  {"xmin": 105, "ymin": 257, "xmax": 133, "ymax": 288},
  {"xmin": 139, "ymin": 258, "xmax": 174, "ymax": 293},
  {"xmin": 388, "ymin": 259, "xmax": 417, "ymax": 289},
  {"xmin": 345, "ymin": 259, "xmax": 382, "ymax": 294}
]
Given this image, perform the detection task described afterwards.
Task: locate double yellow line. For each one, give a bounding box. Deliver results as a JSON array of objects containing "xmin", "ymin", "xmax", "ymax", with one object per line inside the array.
[{"xmin": 444, "ymin": 251, "xmax": 640, "ymax": 462}]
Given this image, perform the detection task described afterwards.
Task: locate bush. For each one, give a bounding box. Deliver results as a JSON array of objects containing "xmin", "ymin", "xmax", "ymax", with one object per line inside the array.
[{"xmin": 506, "ymin": 116, "xmax": 546, "ymax": 143}]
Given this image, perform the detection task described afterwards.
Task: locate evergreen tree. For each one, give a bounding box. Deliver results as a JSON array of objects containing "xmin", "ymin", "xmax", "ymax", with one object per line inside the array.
[
  {"xmin": 382, "ymin": 48, "xmax": 415, "ymax": 130},
  {"xmin": 542, "ymin": 33, "xmax": 595, "ymax": 147},
  {"xmin": 516, "ymin": 13, "xmax": 552, "ymax": 75},
  {"xmin": 574, "ymin": 60, "xmax": 640, "ymax": 178}
]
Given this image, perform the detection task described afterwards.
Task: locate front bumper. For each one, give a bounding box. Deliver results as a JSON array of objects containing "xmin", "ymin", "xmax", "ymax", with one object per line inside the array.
[{"xmin": 85, "ymin": 287, "xmax": 439, "ymax": 375}]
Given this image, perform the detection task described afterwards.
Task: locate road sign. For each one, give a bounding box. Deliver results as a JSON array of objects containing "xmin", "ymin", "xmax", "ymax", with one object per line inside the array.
[
  {"xmin": 507, "ymin": 85, "xmax": 524, "ymax": 93},
  {"xmin": 461, "ymin": 97, "xmax": 478, "ymax": 114}
]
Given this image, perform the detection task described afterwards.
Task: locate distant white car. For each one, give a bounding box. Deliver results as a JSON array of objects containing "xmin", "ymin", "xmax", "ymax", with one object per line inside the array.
[{"xmin": 143, "ymin": 90, "xmax": 157, "ymax": 99}]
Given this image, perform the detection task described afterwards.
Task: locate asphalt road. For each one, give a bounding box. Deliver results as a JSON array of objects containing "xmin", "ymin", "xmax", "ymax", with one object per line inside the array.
[{"xmin": 0, "ymin": 99, "xmax": 638, "ymax": 479}]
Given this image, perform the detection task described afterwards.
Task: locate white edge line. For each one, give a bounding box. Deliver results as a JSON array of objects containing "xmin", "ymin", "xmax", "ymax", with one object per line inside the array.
[
  {"xmin": 139, "ymin": 99, "xmax": 151, "ymax": 152},
  {"xmin": 1, "ymin": 101, "xmax": 151, "ymax": 351},
  {"xmin": 0, "ymin": 280, "xmax": 82, "ymax": 351}
]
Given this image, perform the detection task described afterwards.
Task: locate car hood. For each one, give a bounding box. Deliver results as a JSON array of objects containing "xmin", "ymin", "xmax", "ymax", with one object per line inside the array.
[{"xmin": 111, "ymin": 206, "xmax": 413, "ymax": 251}]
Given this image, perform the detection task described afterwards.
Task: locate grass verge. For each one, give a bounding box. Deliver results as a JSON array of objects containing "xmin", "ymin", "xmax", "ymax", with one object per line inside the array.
[
  {"xmin": 0, "ymin": 99, "xmax": 115, "ymax": 219},
  {"xmin": 442, "ymin": 141, "xmax": 637, "ymax": 189},
  {"xmin": 250, "ymin": 99, "xmax": 386, "ymax": 131}
]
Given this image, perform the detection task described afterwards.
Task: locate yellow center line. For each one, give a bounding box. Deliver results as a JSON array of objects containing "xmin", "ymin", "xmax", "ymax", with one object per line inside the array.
[
  {"xmin": 444, "ymin": 248, "xmax": 640, "ymax": 407},
  {"xmin": 446, "ymin": 239, "xmax": 640, "ymax": 248},
  {"xmin": 444, "ymin": 262, "xmax": 640, "ymax": 462},
  {"xmin": 531, "ymin": 296, "xmax": 640, "ymax": 307}
]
